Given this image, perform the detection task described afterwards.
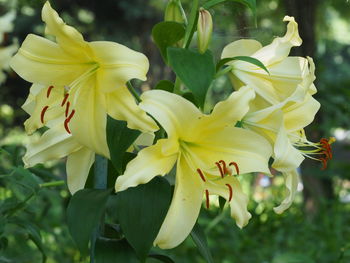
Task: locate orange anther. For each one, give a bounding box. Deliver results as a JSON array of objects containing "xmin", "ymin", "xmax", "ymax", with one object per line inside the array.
[
  {"xmin": 215, "ymin": 162, "xmax": 224, "ymax": 178},
  {"xmin": 65, "ymin": 101, "xmax": 70, "ymax": 117},
  {"xmin": 47, "ymin": 85, "xmax": 54, "ymax": 98},
  {"xmin": 64, "ymin": 109, "xmax": 75, "ymax": 134},
  {"xmin": 205, "ymin": 189, "xmax": 210, "ymax": 209},
  {"xmin": 320, "ymin": 157, "xmax": 327, "ymax": 170},
  {"xmin": 219, "ymin": 160, "xmax": 227, "ymax": 174},
  {"xmin": 61, "ymin": 93, "xmax": 69, "ymax": 106},
  {"xmin": 226, "ymin": 183, "xmax": 233, "ymax": 202},
  {"xmin": 197, "ymin": 168, "xmax": 206, "ymax": 182},
  {"xmin": 40, "ymin": 106, "xmax": 49, "ymax": 124},
  {"xmin": 229, "ymin": 161, "xmax": 239, "ymax": 175}
]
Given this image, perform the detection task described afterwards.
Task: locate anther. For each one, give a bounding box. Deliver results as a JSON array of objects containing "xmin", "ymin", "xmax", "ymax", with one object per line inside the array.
[
  {"xmin": 225, "ymin": 183, "xmax": 233, "ymax": 202},
  {"xmin": 47, "ymin": 85, "xmax": 54, "ymax": 98},
  {"xmin": 61, "ymin": 94, "xmax": 69, "ymax": 107},
  {"xmin": 65, "ymin": 101, "xmax": 70, "ymax": 117},
  {"xmin": 40, "ymin": 106, "xmax": 49, "ymax": 124},
  {"xmin": 197, "ymin": 168, "xmax": 206, "ymax": 182},
  {"xmin": 229, "ymin": 161, "xmax": 240, "ymax": 175},
  {"xmin": 320, "ymin": 157, "xmax": 327, "ymax": 170},
  {"xmin": 219, "ymin": 160, "xmax": 227, "ymax": 174},
  {"xmin": 215, "ymin": 162, "xmax": 224, "ymax": 178},
  {"xmin": 64, "ymin": 109, "xmax": 75, "ymax": 134},
  {"xmin": 205, "ymin": 189, "xmax": 210, "ymax": 209}
]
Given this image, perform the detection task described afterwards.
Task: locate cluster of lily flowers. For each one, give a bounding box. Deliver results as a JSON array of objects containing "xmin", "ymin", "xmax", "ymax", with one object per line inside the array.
[{"xmin": 9, "ymin": 2, "xmax": 334, "ymax": 249}]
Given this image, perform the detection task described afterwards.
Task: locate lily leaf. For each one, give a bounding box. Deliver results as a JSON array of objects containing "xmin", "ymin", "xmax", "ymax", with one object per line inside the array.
[
  {"xmin": 67, "ymin": 188, "xmax": 112, "ymax": 257},
  {"xmin": 216, "ymin": 56, "xmax": 269, "ymax": 74},
  {"xmin": 154, "ymin": 80, "xmax": 174, "ymax": 92},
  {"xmin": 152, "ymin": 21, "xmax": 186, "ymax": 62},
  {"xmin": 106, "ymin": 116, "xmax": 140, "ymax": 174},
  {"xmin": 191, "ymin": 223, "xmax": 214, "ymax": 263},
  {"xmin": 95, "ymin": 238, "xmax": 139, "ymax": 263},
  {"xmin": 114, "ymin": 176, "xmax": 172, "ymax": 261},
  {"xmin": 167, "ymin": 47, "xmax": 215, "ymax": 108}
]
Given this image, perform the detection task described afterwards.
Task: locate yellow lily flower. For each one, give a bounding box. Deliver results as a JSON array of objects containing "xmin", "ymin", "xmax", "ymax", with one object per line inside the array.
[
  {"xmin": 115, "ymin": 86, "xmax": 272, "ymax": 249},
  {"xmin": 22, "ymin": 84, "xmax": 155, "ymax": 194},
  {"xmin": 10, "ymin": 1, "xmax": 158, "ymax": 156},
  {"xmin": 221, "ymin": 16, "xmax": 316, "ymax": 105},
  {"xmin": 241, "ymin": 61, "xmax": 333, "ymax": 213}
]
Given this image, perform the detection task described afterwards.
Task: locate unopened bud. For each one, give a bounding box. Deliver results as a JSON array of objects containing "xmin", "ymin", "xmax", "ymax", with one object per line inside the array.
[
  {"xmin": 197, "ymin": 8, "xmax": 213, "ymax": 54},
  {"xmin": 164, "ymin": 0, "xmax": 187, "ymax": 25}
]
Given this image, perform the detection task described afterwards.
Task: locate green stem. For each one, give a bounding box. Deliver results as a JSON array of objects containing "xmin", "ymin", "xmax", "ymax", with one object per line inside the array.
[
  {"xmin": 90, "ymin": 154, "xmax": 108, "ymax": 263},
  {"xmin": 183, "ymin": 0, "xmax": 199, "ymax": 48},
  {"xmin": 127, "ymin": 81, "xmax": 141, "ymax": 103},
  {"xmin": 39, "ymin": 180, "xmax": 65, "ymax": 188},
  {"xmin": 173, "ymin": 77, "xmax": 182, "ymax": 94}
]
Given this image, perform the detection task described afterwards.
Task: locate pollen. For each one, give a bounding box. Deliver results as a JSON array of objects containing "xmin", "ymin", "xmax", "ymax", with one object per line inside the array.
[
  {"xmin": 61, "ymin": 93, "xmax": 69, "ymax": 106},
  {"xmin": 215, "ymin": 160, "xmax": 240, "ymax": 177},
  {"xmin": 226, "ymin": 183, "xmax": 233, "ymax": 202}
]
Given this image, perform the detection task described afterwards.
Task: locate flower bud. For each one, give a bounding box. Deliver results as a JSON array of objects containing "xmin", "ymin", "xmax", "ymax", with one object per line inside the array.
[
  {"xmin": 164, "ymin": 0, "xmax": 187, "ymax": 25},
  {"xmin": 197, "ymin": 8, "xmax": 213, "ymax": 54}
]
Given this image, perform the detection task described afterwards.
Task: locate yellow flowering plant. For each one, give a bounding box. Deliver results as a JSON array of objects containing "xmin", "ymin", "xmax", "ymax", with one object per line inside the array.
[{"xmin": 8, "ymin": 0, "xmax": 333, "ymax": 262}]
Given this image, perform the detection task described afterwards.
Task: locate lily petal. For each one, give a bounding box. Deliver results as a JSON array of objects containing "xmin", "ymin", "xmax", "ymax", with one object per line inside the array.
[
  {"xmin": 66, "ymin": 147, "xmax": 95, "ymax": 194},
  {"xmin": 23, "ymin": 84, "xmax": 65, "ymax": 134},
  {"xmin": 10, "ymin": 34, "xmax": 91, "ymax": 86},
  {"xmin": 189, "ymin": 126, "xmax": 272, "ymax": 174},
  {"xmin": 274, "ymin": 169, "xmax": 299, "ymax": 214},
  {"xmin": 42, "ymin": 1, "xmax": 92, "ymax": 59},
  {"xmin": 253, "ymin": 16, "xmax": 302, "ymax": 66},
  {"xmin": 90, "ymin": 41, "xmax": 149, "ymax": 93},
  {"xmin": 140, "ymin": 90, "xmax": 202, "ymax": 141},
  {"xmin": 198, "ymin": 86, "xmax": 255, "ymax": 134},
  {"xmin": 69, "ymin": 77, "xmax": 109, "ymax": 157},
  {"xmin": 23, "ymin": 124, "xmax": 82, "ymax": 167},
  {"xmin": 221, "ymin": 39, "xmax": 262, "ymax": 58},
  {"xmin": 115, "ymin": 139, "xmax": 178, "ymax": 192},
  {"xmin": 154, "ymin": 156, "xmax": 203, "ymax": 249},
  {"xmin": 106, "ymin": 86, "xmax": 158, "ymax": 132}
]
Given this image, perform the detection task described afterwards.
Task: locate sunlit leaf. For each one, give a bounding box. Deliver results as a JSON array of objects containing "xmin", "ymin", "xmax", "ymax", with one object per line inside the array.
[
  {"xmin": 167, "ymin": 47, "xmax": 215, "ymax": 108},
  {"xmin": 216, "ymin": 56, "xmax": 269, "ymax": 74},
  {"xmin": 152, "ymin": 21, "xmax": 186, "ymax": 62}
]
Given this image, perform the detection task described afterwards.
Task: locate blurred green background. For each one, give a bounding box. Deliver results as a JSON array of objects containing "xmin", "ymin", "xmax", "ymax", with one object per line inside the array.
[{"xmin": 0, "ymin": 0, "xmax": 349, "ymax": 262}]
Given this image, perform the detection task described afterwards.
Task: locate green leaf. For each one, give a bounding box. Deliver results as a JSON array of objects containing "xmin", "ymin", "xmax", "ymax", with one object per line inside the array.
[
  {"xmin": 95, "ymin": 238, "xmax": 139, "ymax": 263},
  {"xmin": 154, "ymin": 80, "xmax": 174, "ymax": 92},
  {"xmin": 149, "ymin": 253, "xmax": 175, "ymax": 263},
  {"xmin": 106, "ymin": 116, "xmax": 140, "ymax": 174},
  {"xmin": 190, "ymin": 223, "xmax": 214, "ymax": 263},
  {"xmin": 114, "ymin": 176, "xmax": 172, "ymax": 261},
  {"xmin": 9, "ymin": 218, "xmax": 47, "ymax": 263},
  {"xmin": 218, "ymin": 196, "xmax": 226, "ymax": 211},
  {"xmin": 216, "ymin": 56, "xmax": 269, "ymax": 74},
  {"xmin": 203, "ymin": 0, "xmax": 256, "ymax": 22},
  {"xmin": 152, "ymin": 21, "xmax": 186, "ymax": 62},
  {"xmin": 67, "ymin": 188, "xmax": 112, "ymax": 256},
  {"xmin": 167, "ymin": 47, "xmax": 215, "ymax": 108}
]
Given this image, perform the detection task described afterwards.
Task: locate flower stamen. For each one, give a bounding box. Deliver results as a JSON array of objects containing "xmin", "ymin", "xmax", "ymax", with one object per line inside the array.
[
  {"xmin": 215, "ymin": 162, "xmax": 224, "ymax": 178},
  {"xmin": 65, "ymin": 101, "xmax": 70, "ymax": 117},
  {"xmin": 197, "ymin": 168, "xmax": 206, "ymax": 182},
  {"xmin": 229, "ymin": 161, "xmax": 239, "ymax": 175},
  {"xmin": 61, "ymin": 93, "xmax": 69, "ymax": 106},
  {"xmin": 64, "ymin": 109, "xmax": 75, "ymax": 134},
  {"xmin": 205, "ymin": 189, "xmax": 210, "ymax": 209},
  {"xmin": 46, "ymin": 85, "xmax": 54, "ymax": 98},
  {"xmin": 40, "ymin": 106, "xmax": 49, "ymax": 124},
  {"xmin": 226, "ymin": 183, "xmax": 233, "ymax": 202}
]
